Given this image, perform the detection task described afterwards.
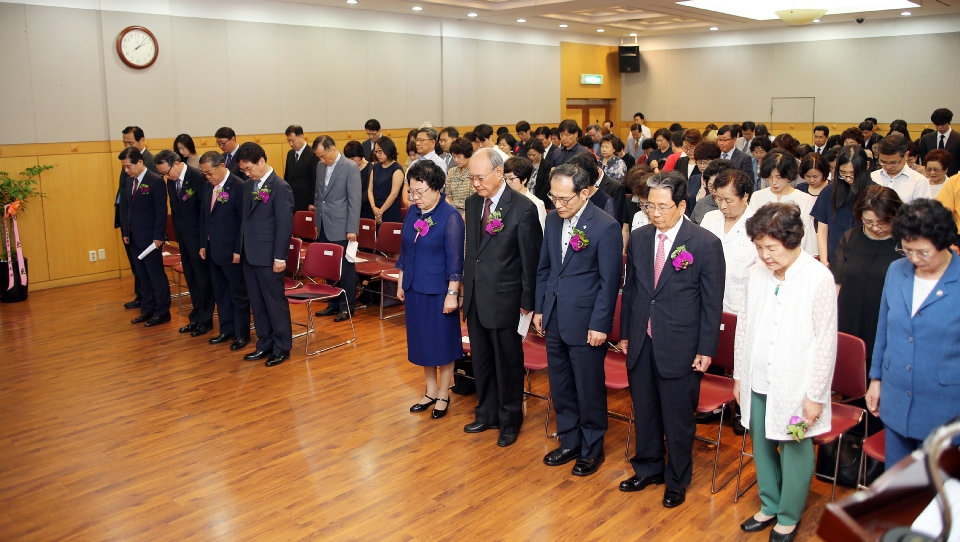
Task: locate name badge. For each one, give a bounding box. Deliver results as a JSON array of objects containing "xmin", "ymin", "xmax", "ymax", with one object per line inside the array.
[{"xmin": 324, "ymin": 250, "xmax": 334, "ymax": 256}]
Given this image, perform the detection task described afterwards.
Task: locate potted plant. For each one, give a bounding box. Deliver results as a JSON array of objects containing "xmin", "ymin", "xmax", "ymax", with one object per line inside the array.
[{"xmin": 1, "ymin": 164, "xmax": 51, "ymax": 303}]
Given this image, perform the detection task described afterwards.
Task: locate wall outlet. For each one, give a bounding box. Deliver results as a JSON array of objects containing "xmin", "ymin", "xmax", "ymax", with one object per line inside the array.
[
  {"xmin": 98, "ymin": 249, "xmax": 106, "ymax": 260},
  {"xmin": 88, "ymin": 250, "xmax": 97, "ymax": 262}
]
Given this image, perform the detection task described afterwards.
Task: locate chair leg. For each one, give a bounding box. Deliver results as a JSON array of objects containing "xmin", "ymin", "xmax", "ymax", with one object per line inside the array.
[
  {"xmin": 734, "ymin": 429, "xmax": 756, "ymax": 502},
  {"xmin": 831, "ymin": 434, "xmax": 843, "ymax": 502},
  {"xmin": 624, "ymin": 404, "xmax": 634, "ymax": 462},
  {"xmin": 304, "ymin": 291, "xmax": 356, "ymax": 356}
]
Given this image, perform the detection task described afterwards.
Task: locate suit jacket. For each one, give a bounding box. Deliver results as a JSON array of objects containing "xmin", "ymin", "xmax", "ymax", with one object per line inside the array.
[
  {"xmin": 119, "ymin": 170, "xmax": 167, "ymax": 248},
  {"xmin": 397, "ymin": 200, "xmax": 465, "ymax": 295},
  {"xmin": 621, "ymin": 219, "xmax": 726, "ymax": 378},
  {"xmin": 726, "ymin": 148, "xmax": 755, "ymax": 179},
  {"xmin": 598, "ymin": 174, "xmax": 626, "ymax": 224},
  {"xmin": 240, "ymin": 171, "xmax": 295, "ymax": 266},
  {"xmin": 685, "ymin": 173, "xmax": 703, "ymax": 218},
  {"xmin": 535, "ymin": 202, "xmax": 622, "ymax": 342},
  {"xmin": 362, "ymin": 139, "xmax": 375, "ymax": 162},
  {"xmin": 532, "ymin": 158, "xmax": 554, "ymax": 210},
  {"xmin": 462, "ymin": 185, "xmax": 543, "ymax": 329},
  {"xmin": 224, "ymin": 150, "xmax": 248, "ymax": 181},
  {"xmin": 284, "ymin": 146, "xmax": 319, "ymax": 212},
  {"xmin": 167, "ymin": 166, "xmax": 206, "ymax": 257},
  {"xmin": 114, "ymin": 149, "xmax": 158, "ymax": 229},
  {"xmin": 314, "ymin": 156, "xmax": 362, "ymax": 242},
  {"xmin": 870, "ymin": 254, "xmax": 960, "ymax": 439},
  {"xmin": 199, "ymin": 174, "xmax": 246, "ymax": 266},
  {"xmin": 918, "ymin": 130, "xmax": 960, "ymax": 176}
]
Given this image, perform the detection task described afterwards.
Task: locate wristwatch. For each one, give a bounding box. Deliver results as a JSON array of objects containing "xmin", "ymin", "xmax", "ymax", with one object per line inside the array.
[{"xmin": 447, "ymin": 289, "xmax": 458, "ymax": 296}]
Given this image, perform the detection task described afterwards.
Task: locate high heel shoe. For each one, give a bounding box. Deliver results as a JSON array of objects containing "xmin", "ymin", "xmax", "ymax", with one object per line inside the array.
[
  {"xmin": 410, "ymin": 396, "xmax": 437, "ymax": 413},
  {"xmin": 431, "ymin": 397, "xmax": 450, "ymax": 419}
]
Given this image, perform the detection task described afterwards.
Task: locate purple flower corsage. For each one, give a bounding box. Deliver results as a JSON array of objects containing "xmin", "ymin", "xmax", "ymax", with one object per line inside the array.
[{"xmin": 670, "ymin": 245, "xmax": 693, "ymax": 270}]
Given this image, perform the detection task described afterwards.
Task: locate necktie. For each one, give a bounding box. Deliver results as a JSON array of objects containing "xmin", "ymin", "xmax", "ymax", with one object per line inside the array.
[
  {"xmin": 211, "ymin": 187, "xmax": 219, "ymax": 212},
  {"xmin": 647, "ymin": 233, "xmax": 668, "ymax": 337},
  {"xmin": 722, "ymin": 152, "xmax": 730, "ymax": 160},
  {"xmin": 132, "ymin": 179, "xmax": 140, "ymax": 200},
  {"xmin": 816, "ymin": 146, "xmax": 822, "ymax": 154},
  {"xmin": 176, "ymin": 179, "xmax": 182, "ymax": 195},
  {"xmin": 481, "ymin": 198, "xmax": 493, "ymax": 230},
  {"xmin": 225, "ymin": 153, "xmax": 232, "ymax": 167},
  {"xmin": 940, "ymin": 135, "xmax": 946, "ymax": 150}
]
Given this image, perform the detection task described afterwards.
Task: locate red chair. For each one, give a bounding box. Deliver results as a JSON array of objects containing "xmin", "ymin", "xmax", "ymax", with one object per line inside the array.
[
  {"xmin": 859, "ymin": 429, "xmax": 885, "ymax": 489},
  {"xmin": 358, "ymin": 218, "xmax": 377, "ymax": 253},
  {"xmin": 604, "ymin": 293, "xmax": 634, "ymax": 461},
  {"xmin": 461, "ymin": 325, "xmax": 471, "ymax": 356},
  {"xmin": 292, "ymin": 211, "xmax": 317, "ymax": 245},
  {"xmin": 695, "ymin": 311, "xmax": 738, "ymax": 493},
  {"xmin": 285, "ymin": 243, "xmax": 356, "ymax": 355},
  {"xmin": 377, "ymin": 270, "xmax": 404, "ymax": 320},
  {"xmin": 284, "ymin": 237, "xmax": 303, "ymax": 290},
  {"xmin": 355, "ymin": 221, "xmax": 403, "ymax": 297},
  {"xmin": 400, "ymin": 207, "xmax": 408, "ymax": 222},
  {"xmin": 163, "ymin": 214, "xmax": 184, "ymax": 299},
  {"xmin": 521, "ymin": 331, "xmax": 553, "ymax": 439},
  {"xmin": 172, "ymin": 262, "xmax": 191, "ymax": 312}
]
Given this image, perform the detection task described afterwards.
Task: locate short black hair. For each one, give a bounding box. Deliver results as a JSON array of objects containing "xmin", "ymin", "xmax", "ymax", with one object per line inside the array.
[
  {"xmin": 154, "ymin": 149, "xmax": 181, "ymax": 168},
  {"xmin": 440, "ymin": 126, "xmax": 459, "ymax": 138},
  {"xmin": 496, "ymin": 126, "xmax": 509, "ymax": 137},
  {"xmin": 407, "ymin": 160, "xmax": 446, "ymax": 192},
  {"xmin": 343, "ymin": 140, "xmax": 365, "ymax": 159},
  {"xmin": 600, "ymin": 133, "xmax": 623, "ymax": 153},
  {"xmin": 702, "ymin": 159, "xmax": 735, "ymax": 183},
  {"xmin": 526, "ymin": 138, "xmax": 545, "ymax": 155},
  {"xmin": 741, "ymin": 121, "xmax": 756, "ymax": 131},
  {"xmin": 566, "ymin": 152, "xmax": 600, "ymax": 185},
  {"xmin": 550, "ymin": 163, "xmax": 592, "ymax": 193},
  {"xmin": 840, "ymin": 127, "xmax": 864, "ymax": 146},
  {"xmin": 625, "ymin": 164, "xmax": 654, "ymax": 197},
  {"xmin": 449, "ymin": 137, "xmax": 473, "ymax": 158},
  {"xmin": 558, "ymin": 119, "xmax": 580, "ymax": 135},
  {"xmin": 814, "ymin": 125, "xmax": 830, "ymax": 137},
  {"xmin": 578, "ymin": 135, "xmax": 594, "ymax": 149},
  {"xmin": 755, "ymin": 124, "xmax": 771, "ymax": 138},
  {"xmin": 887, "ymin": 119, "xmax": 911, "ymax": 141},
  {"xmin": 693, "ymin": 141, "xmax": 721, "ymax": 161},
  {"xmin": 773, "ymin": 133, "xmax": 798, "ymax": 156},
  {"xmin": 118, "ymin": 147, "xmax": 143, "ymax": 163},
  {"xmin": 641, "ymin": 138, "xmax": 657, "ymax": 151},
  {"xmin": 311, "ymin": 135, "xmax": 336, "ymax": 151},
  {"xmin": 859, "ymin": 120, "xmax": 875, "ymax": 131},
  {"xmin": 854, "ymin": 185, "xmax": 903, "ymax": 224},
  {"xmin": 122, "ymin": 126, "xmax": 145, "ymax": 141},
  {"xmin": 503, "ymin": 156, "xmax": 534, "ymax": 184},
  {"xmin": 668, "ymin": 123, "xmax": 683, "ymax": 133},
  {"xmin": 516, "ymin": 121, "xmax": 531, "ymax": 133},
  {"xmin": 670, "ymin": 131, "xmax": 684, "ymax": 148},
  {"xmin": 364, "ymin": 119, "xmax": 381, "ymax": 132},
  {"xmin": 931, "ymin": 108, "xmax": 953, "ymax": 126},
  {"xmin": 759, "ymin": 150, "xmax": 798, "ymax": 181},
  {"xmin": 712, "ymin": 168, "xmax": 753, "ymax": 199},
  {"xmin": 823, "ymin": 147, "xmax": 840, "ymax": 163},
  {"xmin": 746, "ymin": 203, "xmax": 805, "ymax": 250},
  {"xmin": 646, "ymin": 171, "xmax": 689, "ymax": 205},
  {"xmin": 285, "ymin": 125, "xmax": 304, "ymax": 137},
  {"xmin": 750, "ymin": 137, "xmax": 773, "ymax": 153},
  {"xmin": 237, "ymin": 141, "xmax": 267, "ymax": 164},
  {"xmin": 799, "ymin": 152, "xmax": 830, "ymax": 181},
  {"xmin": 174, "ymin": 133, "xmax": 197, "ymax": 156},
  {"xmin": 473, "ymin": 124, "xmax": 494, "ymax": 142},
  {"xmin": 878, "ymin": 134, "xmax": 908, "ymax": 157},
  {"xmin": 463, "ymin": 131, "xmax": 477, "ymax": 142},
  {"xmin": 653, "ymin": 128, "xmax": 671, "ymax": 142},
  {"xmin": 549, "ymin": 127, "xmax": 560, "ymax": 138},
  {"xmin": 215, "ymin": 127, "xmax": 236, "ymax": 140},
  {"xmin": 864, "ymin": 117, "xmax": 878, "ymax": 125},
  {"xmin": 498, "ymin": 134, "xmax": 517, "ymax": 149},
  {"xmin": 892, "ymin": 198, "xmax": 957, "ymax": 251},
  {"xmin": 717, "ymin": 125, "xmax": 737, "ymax": 138},
  {"xmin": 375, "ymin": 136, "xmax": 399, "ymax": 161},
  {"xmin": 633, "ymin": 112, "xmax": 645, "ymax": 120}
]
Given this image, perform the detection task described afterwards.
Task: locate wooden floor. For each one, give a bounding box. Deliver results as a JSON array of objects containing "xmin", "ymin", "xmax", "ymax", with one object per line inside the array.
[{"xmin": 0, "ymin": 278, "xmax": 851, "ymax": 541}]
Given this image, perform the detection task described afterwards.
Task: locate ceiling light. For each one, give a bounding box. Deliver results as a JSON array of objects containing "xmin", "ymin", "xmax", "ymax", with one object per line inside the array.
[
  {"xmin": 412, "ymin": 6, "xmax": 422, "ymax": 10},
  {"xmin": 597, "ymin": 28, "xmax": 605, "ymax": 32},
  {"xmin": 517, "ymin": 18, "xmax": 526, "ymax": 22},
  {"xmin": 901, "ymin": 10, "xmax": 911, "ymax": 15},
  {"xmin": 775, "ymin": 9, "xmax": 826, "ymax": 24},
  {"xmin": 630, "ymin": 33, "xmax": 637, "ymax": 36},
  {"xmin": 346, "ymin": 0, "xmax": 357, "ymax": 3},
  {"xmin": 677, "ymin": 0, "xmax": 919, "ymax": 21},
  {"xmin": 559, "ymin": 24, "xmax": 568, "ymax": 27},
  {"xmin": 710, "ymin": 26, "xmax": 719, "ymax": 30},
  {"xmin": 813, "ymin": 18, "xmax": 821, "ymax": 22},
  {"xmin": 467, "ymin": 12, "xmax": 477, "ymax": 17}
]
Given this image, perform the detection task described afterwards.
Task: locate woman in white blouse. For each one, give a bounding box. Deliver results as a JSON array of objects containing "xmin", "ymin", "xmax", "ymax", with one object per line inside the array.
[
  {"xmin": 733, "ymin": 203, "xmax": 837, "ymax": 542},
  {"xmin": 503, "ymin": 156, "xmax": 546, "ymax": 232},
  {"xmin": 700, "ymin": 169, "xmax": 758, "ymax": 314},
  {"xmin": 749, "ymin": 150, "xmax": 819, "ymax": 258}
]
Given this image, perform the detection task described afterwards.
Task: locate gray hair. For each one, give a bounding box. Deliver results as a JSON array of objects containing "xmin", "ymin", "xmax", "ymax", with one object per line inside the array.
[
  {"xmin": 312, "ymin": 135, "xmax": 336, "ymax": 151},
  {"xmin": 417, "ymin": 127, "xmax": 438, "ymax": 141},
  {"xmin": 154, "ymin": 149, "xmax": 182, "ymax": 167},
  {"xmin": 550, "ymin": 164, "xmax": 591, "ymax": 193},
  {"xmin": 587, "ymin": 123, "xmax": 602, "ymax": 133},
  {"xmin": 646, "ymin": 170, "xmax": 689, "ymax": 205},
  {"xmin": 474, "ymin": 147, "xmax": 503, "ymax": 171},
  {"xmin": 199, "ymin": 150, "xmax": 224, "ymax": 167}
]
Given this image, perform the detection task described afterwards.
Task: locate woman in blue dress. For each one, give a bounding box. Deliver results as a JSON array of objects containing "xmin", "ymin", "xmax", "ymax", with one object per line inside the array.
[{"xmin": 396, "ymin": 160, "xmax": 465, "ymax": 419}]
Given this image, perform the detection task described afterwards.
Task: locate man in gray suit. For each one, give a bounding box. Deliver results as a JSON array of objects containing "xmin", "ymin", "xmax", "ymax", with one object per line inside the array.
[{"xmin": 310, "ymin": 135, "xmax": 362, "ymax": 322}]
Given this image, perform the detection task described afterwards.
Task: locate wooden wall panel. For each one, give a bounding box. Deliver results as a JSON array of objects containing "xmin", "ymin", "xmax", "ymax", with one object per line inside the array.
[
  {"xmin": 0, "ymin": 156, "xmax": 49, "ymax": 283},
  {"xmin": 559, "ymin": 42, "xmax": 621, "ymax": 126}
]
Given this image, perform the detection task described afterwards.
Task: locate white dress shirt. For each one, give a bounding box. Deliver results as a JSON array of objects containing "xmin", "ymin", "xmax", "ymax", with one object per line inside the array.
[
  {"xmin": 652, "ymin": 214, "xmax": 684, "ymax": 264},
  {"xmin": 700, "ymin": 207, "xmax": 758, "ymax": 314},
  {"xmin": 560, "ymin": 201, "xmax": 587, "ymax": 261},
  {"xmin": 871, "ymin": 164, "xmax": 930, "ymax": 203},
  {"xmin": 938, "ymin": 128, "xmax": 953, "ymax": 149},
  {"xmin": 631, "ymin": 199, "xmax": 649, "ymax": 231},
  {"xmin": 411, "ymin": 150, "xmax": 448, "ymax": 174},
  {"xmin": 481, "ymin": 180, "xmax": 508, "ymax": 221},
  {"xmin": 294, "ymin": 142, "xmax": 307, "ymax": 162},
  {"xmin": 748, "ymin": 188, "xmax": 818, "ymax": 256}
]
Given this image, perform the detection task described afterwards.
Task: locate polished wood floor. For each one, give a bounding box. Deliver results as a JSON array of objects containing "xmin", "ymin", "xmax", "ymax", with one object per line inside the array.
[{"xmin": 0, "ymin": 278, "xmax": 851, "ymax": 540}]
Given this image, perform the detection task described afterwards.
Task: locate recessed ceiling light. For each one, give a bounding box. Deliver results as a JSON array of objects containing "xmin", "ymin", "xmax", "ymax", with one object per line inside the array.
[
  {"xmin": 596, "ymin": 28, "xmax": 604, "ymax": 32},
  {"xmin": 412, "ymin": 5, "xmax": 422, "ymax": 10},
  {"xmin": 467, "ymin": 12, "xmax": 477, "ymax": 17},
  {"xmin": 517, "ymin": 18, "xmax": 526, "ymax": 22},
  {"xmin": 559, "ymin": 24, "xmax": 568, "ymax": 27},
  {"xmin": 710, "ymin": 26, "xmax": 719, "ymax": 30},
  {"xmin": 629, "ymin": 33, "xmax": 637, "ymax": 36},
  {"xmin": 677, "ymin": 0, "xmax": 919, "ymax": 21},
  {"xmin": 346, "ymin": 0, "xmax": 357, "ymax": 3},
  {"xmin": 901, "ymin": 10, "xmax": 911, "ymax": 15},
  {"xmin": 812, "ymin": 18, "xmax": 820, "ymax": 22}
]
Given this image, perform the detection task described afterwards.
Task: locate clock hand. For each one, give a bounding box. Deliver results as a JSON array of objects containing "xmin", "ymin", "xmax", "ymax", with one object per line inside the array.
[{"xmin": 135, "ymin": 38, "xmax": 147, "ymax": 50}]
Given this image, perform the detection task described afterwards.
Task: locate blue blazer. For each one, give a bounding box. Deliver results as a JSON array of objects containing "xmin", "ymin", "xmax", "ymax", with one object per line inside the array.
[
  {"xmin": 199, "ymin": 174, "xmax": 246, "ymax": 267},
  {"xmin": 240, "ymin": 171, "xmax": 295, "ymax": 267},
  {"xmin": 535, "ymin": 202, "xmax": 623, "ymax": 342},
  {"xmin": 870, "ymin": 254, "xmax": 960, "ymax": 439},
  {"xmin": 396, "ymin": 199, "xmax": 464, "ymax": 295}
]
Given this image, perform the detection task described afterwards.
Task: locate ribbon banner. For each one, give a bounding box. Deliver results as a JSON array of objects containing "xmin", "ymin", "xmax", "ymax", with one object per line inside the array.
[{"xmin": 4, "ymin": 202, "xmax": 27, "ymax": 292}]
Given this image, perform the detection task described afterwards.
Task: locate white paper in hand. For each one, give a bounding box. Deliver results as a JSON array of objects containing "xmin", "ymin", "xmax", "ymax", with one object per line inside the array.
[
  {"xmin": 518, "ymin": 311, "xmax": 533, "ymax": 337},
  {"xmin": 137, "ymin": 243, "xmax": 158, "ymax": 260},
  {"xmin": 345, "ymin": 241, "xmax": 360, "ymax": 263}
]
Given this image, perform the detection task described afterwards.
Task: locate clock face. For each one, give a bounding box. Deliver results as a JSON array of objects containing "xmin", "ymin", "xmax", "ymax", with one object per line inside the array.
[{"xmin": 117, "ymin": 27, "xmax": 158, "ymax": 69}]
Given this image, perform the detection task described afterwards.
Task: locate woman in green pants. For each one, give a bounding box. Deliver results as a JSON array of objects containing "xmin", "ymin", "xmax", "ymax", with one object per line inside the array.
[{"xmin": 732, "ymin": 203, "xmax": 838, "ymax": 542}]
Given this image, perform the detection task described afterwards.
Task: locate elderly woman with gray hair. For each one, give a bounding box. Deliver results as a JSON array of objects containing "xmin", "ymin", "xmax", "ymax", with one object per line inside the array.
[{"xmin": 733, "ymin": 202, "xmax": 837, "ymax": 542}]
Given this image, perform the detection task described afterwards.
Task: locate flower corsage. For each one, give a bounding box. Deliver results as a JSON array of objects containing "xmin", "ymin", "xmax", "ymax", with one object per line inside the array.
[
  {"xmin": 216, "ymin": 189, "xmax": 230, "ymax": 204},
  {"xmin": 139, "ymin": 184, "xmax": 150, "ymax": 195},
  {"xmin": 570, "ymin": 227, "xmax": 589, "ymax": 251},
  {"xmin": 670, "ymin": 245, "xmax": 693, "ymax": 270},
  {"xmin": 414, "ymin": 216, "xmax": 434, "ymax": 242},
  {"xmin": 485, "ymin": 210, "xmax": 504, "ymax": 235},
  {"xmin": 787, "ymin": 416, "xmax": 809, "ymax": 442},
  {"xmin": 181, "ymin": 188, "xmax": 195, "ymax": 201},
  {"xmin": 253, "ymin": 186, "xmax": 271, "ymax": 203}
]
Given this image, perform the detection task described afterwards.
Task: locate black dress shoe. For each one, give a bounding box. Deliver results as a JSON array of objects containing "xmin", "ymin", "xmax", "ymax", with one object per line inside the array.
[
  {"xmin": 464, "ymin": 421, "xmax": 498, "ymax": 433},
  {"xmin": 333, "ymin": 311, "xmax": 350, "ymax": 322},
  {"xmin": 572, "ymin": 451, "xmax": 605, "ymax": 476},
  {"xmin": 191, "ymin": 325, "xmax": 211, "ymax": 337},
  {"xmin": 131, "ymin": 313, "xmax": 150, "ymax": 324},
  {"xmin": 230, "ymin": 337, "xmax": 250, "ymax": 350},
  {"xmin": 431, "ymin": 397, "xmax": 450, "ymax": 419},
  {"xmin": 209, "ymin": 334, "xmax": 235, "ymax": 345},
  {"xmin": 732, "ymin": 415, "xmax": 746, "ymax": 436},
  {"xmin": 497, "ymin": 433, "xmax": 519, "ymax": 447},
  {"xmin": 543, "ymin": 447, "xmax": 581, "ymax": 467},
  {"xmin": 124, "ymin": 299, "xmax": 141, "ymax": 309},
  {"xmin": 265, "ymin": 350, "xmax": 290, "ymax": 367},
  {"xmin": 410, "ymin": 396, "xmax": 437, "ymax": 413},
  {"xmin": 619, "ymin": 473, "xmax": 665, "ymax": 492},
  {"xmin": 315, "ymin": 306, "xmax": 339, "ymax": 317},
  {"xmin": 179, "ymin": 323, "xmax": 197, "ymax": 333},
  {"xmin": 144, "ymin": 313, "xmax": 171, "ymax": 327},
  {"xmin": 663, "ymin": 488, "xmax": 686, "ymax": 508},
  {"xmin": 769, "ymin": 522, "xmax": 800, "ymax": 542},
  {"xmin": 244, "ymin": 350, "xmax": 269, "ymax": 361},
  {"xmin": 741, "ymin": 515, "xmax": 778, "ymax": 533},
  {"xmin": 696, "ymin": 409, "xmax": 722, "ymax": 424}
]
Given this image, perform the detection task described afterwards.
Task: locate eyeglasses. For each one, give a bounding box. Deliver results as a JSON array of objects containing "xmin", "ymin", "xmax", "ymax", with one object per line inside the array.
[
  {"xmin": 925, "ymin": 167, "xmax": 944, "ymax": 174},
  {"xmin": 415, "ymin": 137, "xmax": 435, "ymax": 143},
  {"xmin": 407, "ymin": 188, "xmax": 429, "ymax": 199},
  {"xmin": 468, "ymin": 169, "xmax": 498, "ymax": 183},
  {"xmin": 862, "ymin": 218, "xmax": 890, "ymax": 228},
  {"xmin": 717, "ymin": 137, "xmax": 734, "ymax": 143},
  {"xmin": 373, "ymin": 148, "xmax": 384, "ymax": 155},
  {"xmin": 695, "ymin": 159, "xmax": 711, "ymax": 168},
  {"xmin": 878, "ymin": 157, "xmax": 905, "ymax": 167},
  {"xmin": 215, "ymin": 139, "xmax": 230, "ymax": 148},
  {"xmin": 547, "ymin": 193, "xmax": 579, "ymax": 206},
  {"xmin": 836, "ymin": 172, "xmax": 856, "ymax": 181},
  {"xmin": 640, "ymin": 202, "xmax": 677, "ymax": 214},
  {"xmin": 896, "ymin": 244, "xmax": 937, "ymax": 260}
]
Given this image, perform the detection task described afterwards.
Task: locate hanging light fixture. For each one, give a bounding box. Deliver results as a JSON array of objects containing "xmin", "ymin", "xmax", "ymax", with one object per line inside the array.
[{"xmin": 774, "ymin": 8, "xmax": 828, "ymax": 24}]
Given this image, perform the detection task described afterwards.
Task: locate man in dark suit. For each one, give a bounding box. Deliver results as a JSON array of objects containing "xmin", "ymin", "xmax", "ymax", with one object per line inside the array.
[
  {"xmin": 155, "ymin": 150, "xmax": 214, "ymax": 337},
  {"xmin": 533, "ymin": 164, "xmax": 622, "ymax": 476},
  {"xmin": 362, "ymin": 119, "xmax": 381, "ymax": 162},
  {"xmin": 237, "ymin": 142, "xmax": 295, "ymax": 367},
  {"xmin": 283, "ymin": 125, "xmax": 319, "ymax": 212},
  {"xmin": 918, "ymin": 108, "xmax": 960, "ymax": 176},
  {"xmin": 118, "ymin": 147, "xmax": 171, "ymax": 327},
  {"xmin": 310, "ymin": 135, "xmax": 361, "ymax": 322},
  {"xmin": 716, "ymin": 125, "xmax": 754, "ymax": 180},
  {"xmin": 463, "ymin": 148, "xmax": 543, "ymax": 447},
  {"xmin": 114, "ymin": 126, "xmax": 159, "ymax": 310},
  {"xmin": 860, "ymin": 120, "xmax": 882, "ymax": 151},
  {"xmin": 619, "ymin": 171, "xmax": 725, "ymax": 508},
  {"xmin": 216, "ymin": 127, "xmax": 247, "ymax": 181},
  {"xmin": 567, "ymin": 153, "xmax": 618, "ymax": 220}
]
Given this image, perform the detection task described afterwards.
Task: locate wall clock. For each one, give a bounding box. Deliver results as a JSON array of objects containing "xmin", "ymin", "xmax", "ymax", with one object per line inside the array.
[{"xmin": 116, "ymin": 26, "xmax": 158, "ymax": 69}]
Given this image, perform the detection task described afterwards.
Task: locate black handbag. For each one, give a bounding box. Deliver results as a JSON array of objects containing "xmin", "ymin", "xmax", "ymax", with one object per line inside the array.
[
  {"xmin": 452, "ymin": 356, "xmax": 476, "ymax": 396},
  {"xmin": 815, "ymin": 431, "xmax": 883, "ymax": 488}
]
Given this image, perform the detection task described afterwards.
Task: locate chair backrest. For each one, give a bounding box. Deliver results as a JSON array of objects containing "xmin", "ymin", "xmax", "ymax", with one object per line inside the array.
[
  {"xmin": 302, "ymin": 242, "xmax": 344, "ymax": 283},
  {"xmin": 292, "ymin": 211, "xmax": 316, "ymax": 241},
  {"xmin": 713, "ymin": 312, "xmax": 737, "ymax": 372},
  {"xmin": 609, "ymin": 293, "xmax": 623, "ymax": 344},
  {"xmin": 358, "ymin": 218, "xmax": 377, "ymax": 251},
  {"xmin": 377, "ymin": 222, "xmax": 404, "ymax": 255},
  {"xmin": 165, "ymin": 214, "xmax": 176, "ymax": 242},
  {"xmin": 401, "ymin": 207, "xmax": 408, "ymax": 222},
  {"xmin": 833, "ymin": 332, "xmax": 867, "ymax": 399},
  {"xmin": 286, "ymin": 237, "xmax": 302, "ymax": 277}
]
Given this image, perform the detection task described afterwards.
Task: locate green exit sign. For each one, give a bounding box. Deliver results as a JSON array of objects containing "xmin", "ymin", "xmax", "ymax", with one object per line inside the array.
[{"xmin": 580, "ymin": 74, "xmax": 603, "ymax": 85}]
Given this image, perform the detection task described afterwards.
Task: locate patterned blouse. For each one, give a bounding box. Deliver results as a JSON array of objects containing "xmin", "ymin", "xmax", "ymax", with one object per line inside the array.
[
  {"xmin": 601, "ymin": 156, "xmax": 627, "ymax": 183},
  {"xmin": 445, "ymin": 165, "xmax": 474, "ymax": 215}
]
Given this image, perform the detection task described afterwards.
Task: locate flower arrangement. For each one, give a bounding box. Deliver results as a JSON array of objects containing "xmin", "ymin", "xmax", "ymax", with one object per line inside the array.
[
  {"xmin": 570, "ymin": 227, "xmax": 589, "ymax": 251},
  {"xmin": 254, "ymin": 186, "xmax": 271, "ymax": 203},
  {"xmin": 670, "ymin": 245, "xmax": 693, "ymax": 270},
  {"xmin": 787, "ymin": 416, "xmax": 809, "ymax": 442},
  {"xmin": 485, "ymin": 210, "xmax": 504, "ymax": 235},
  {"xmin": 181, "ymin": 188, "xmax": 194, "ymax": 201},
  {"xmin": 216, "ymin": 189, "xmax": 230, "ymax": 204},
  {"xmin": 414, "ymin": 216, "xmax": 435, "ymax": 242}
]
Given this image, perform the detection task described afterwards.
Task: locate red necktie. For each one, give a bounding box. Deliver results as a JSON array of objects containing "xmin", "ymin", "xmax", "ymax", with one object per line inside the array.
[
  {"xmin": 647, "ymin": 233, "xmax": 667, "ymax": 337},
  {"xmin": 481, "ymin": 198, "xmax": 492, "ymax": 229}
]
